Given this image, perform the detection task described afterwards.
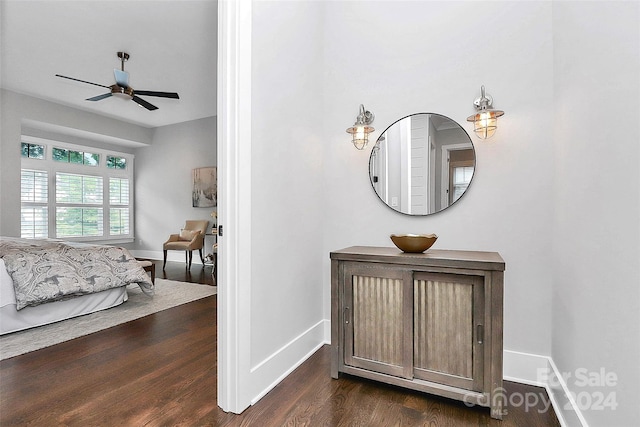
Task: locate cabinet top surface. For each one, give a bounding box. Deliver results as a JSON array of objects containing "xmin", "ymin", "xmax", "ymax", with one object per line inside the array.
[{"xmin": 330, "ymin": 246, "xmax": 505, "ymax": 271}]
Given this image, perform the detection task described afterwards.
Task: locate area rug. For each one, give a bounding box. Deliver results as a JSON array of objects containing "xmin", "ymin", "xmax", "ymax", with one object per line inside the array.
[{"xmin": 0, "ymin": 279, "xmax": 216, "ymax": 360}]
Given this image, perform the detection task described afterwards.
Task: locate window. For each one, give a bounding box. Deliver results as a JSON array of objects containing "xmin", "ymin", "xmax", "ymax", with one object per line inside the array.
[
  {"xmin": 20, "ymin": 169, "xmax": 48, "ymax": 238},
  {"xmin": 106, "ymin": 155, "xmax": 127, "ymax": 170},
  {"xmin": 109, "ymin": 178, "xmax": 130, "ymax": 235},
  {"xmin": 20, "ymin": 137, "xmax": 134, "ymax": 242},
  {"xmin": 21, "ymin": 142, "xmax": 45, "ymax": 159},
  {"xmin": 452, "ymin": 166, "xmax": 474, "ymax": 203},
  {"xmin": 55, "ymin": 173, "xmax": 104, "ymax": 238},
  {"xmin": 52, "ymin": 147, "xmax": 99, "ymax": 166}
]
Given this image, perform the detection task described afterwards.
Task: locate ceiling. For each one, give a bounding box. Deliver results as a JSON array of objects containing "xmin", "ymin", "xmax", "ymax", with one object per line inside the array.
[{"xmin": 1, "ymin": 0, "xmax": 217, "ymax": 129}]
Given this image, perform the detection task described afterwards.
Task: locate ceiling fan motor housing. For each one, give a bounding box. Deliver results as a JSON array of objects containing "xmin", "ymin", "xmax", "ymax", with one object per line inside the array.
[{"xmin": 111, "ymin": 84, "xmax": 134, "ymax": 99}]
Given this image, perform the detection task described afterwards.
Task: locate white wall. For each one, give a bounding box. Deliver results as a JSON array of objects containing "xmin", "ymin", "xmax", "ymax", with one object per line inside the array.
[
  {"xmin": 132, "ymin": 116, "xmax": 217, "ymax": 260},
  {"xmin": 0, "ymin": 89, "xmax": 153, "ymax": 236},
  {"xmin": 245, "ymin": 0, "xmax": 326, "ymax": 404},
  {"xmin": 552, "ymin": 2, "xmax": 640, "ymax": 426},
  {"xmin": 321, "ymin": 1, "xmax": 555, "ymax": 357}
]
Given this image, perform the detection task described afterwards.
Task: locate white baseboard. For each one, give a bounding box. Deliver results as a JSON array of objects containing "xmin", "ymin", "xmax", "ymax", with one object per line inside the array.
[
  {"xmin": 323, "ymin": 318, "xmax": 331, "ymax": 344},
  {"xmin": 249, "ymin": 319, "xmax": 327, "ymax": 405},
  {"xmin": 129, "ymin": 250, "xmax": 161, "ymax": 260},
  {"xmin": 504, "ymin": 350, "xmax": 588, "ymax": 427}
]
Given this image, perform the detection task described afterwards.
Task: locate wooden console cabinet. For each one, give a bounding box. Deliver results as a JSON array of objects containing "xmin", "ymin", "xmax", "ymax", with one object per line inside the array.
[{"xmin": 330, "ymin": 246, "xmax": 506, "ymax": 419}]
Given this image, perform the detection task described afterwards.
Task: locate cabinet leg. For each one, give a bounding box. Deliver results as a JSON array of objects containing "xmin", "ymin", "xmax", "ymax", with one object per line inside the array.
[
  {"xmin": 490, "ymin": 390, "xmax": 506, "ymax": 420},
  {"xmin": 330, "ymin": 345, "xmax": 340, "ymax": 379}
]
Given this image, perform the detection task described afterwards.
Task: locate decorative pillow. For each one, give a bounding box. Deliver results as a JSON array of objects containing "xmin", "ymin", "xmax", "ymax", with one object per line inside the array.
[{"xmin": 179, "ymin": 229, "xmax": 199, "ymax": 241}]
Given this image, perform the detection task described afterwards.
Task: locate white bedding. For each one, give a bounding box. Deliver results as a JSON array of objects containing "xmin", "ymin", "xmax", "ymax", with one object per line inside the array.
[{"xmin": 0, "ymin": 258, "xmax": 128, "ymax": 335}]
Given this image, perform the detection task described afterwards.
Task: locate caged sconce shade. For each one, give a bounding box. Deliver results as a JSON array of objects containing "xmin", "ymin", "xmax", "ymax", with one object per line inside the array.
[
  {"xmin": 346, "ymin": 104, "xmax": 375, "ymax": 150},
  {"xmin": 466, "ymin": 85, "xmax": 504, "ymax": 139}
]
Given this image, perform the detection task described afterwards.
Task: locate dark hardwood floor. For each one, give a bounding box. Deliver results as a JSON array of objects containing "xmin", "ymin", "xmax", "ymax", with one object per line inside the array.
[
  {"xmin": 153, "ymin": 258, "xmax": 217, "ymax": 286},
  {"xmin": 0, "ymin": 261, "xmax": 560, "ymax": 426}
]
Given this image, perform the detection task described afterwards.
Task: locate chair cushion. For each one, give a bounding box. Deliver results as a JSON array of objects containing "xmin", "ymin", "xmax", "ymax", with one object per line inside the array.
[
  {"xmin": 164, "ymin": 241, "xmax": 192, "ymax": 250},
  {"xmin": 179, "ymin": 229, "xmax": 199, "ymax": 241}
]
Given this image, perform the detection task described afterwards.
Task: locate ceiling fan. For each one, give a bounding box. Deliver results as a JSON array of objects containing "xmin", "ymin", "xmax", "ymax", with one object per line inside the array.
[{"xmin": 55, "ymin": 52, "xmax": 179, "ymax": 111}]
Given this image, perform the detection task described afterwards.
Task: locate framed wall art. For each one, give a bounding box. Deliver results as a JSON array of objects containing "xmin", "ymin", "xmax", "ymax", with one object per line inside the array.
[{"xmin": 192, "ymin": 167, "xmax": 217, "ymax": 207}]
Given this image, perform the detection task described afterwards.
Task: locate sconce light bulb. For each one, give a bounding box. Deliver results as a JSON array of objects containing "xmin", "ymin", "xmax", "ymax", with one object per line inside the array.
[
  {"xmin": 467, "ymin": 86, "xmax": 504, "ymax": 140},
  {"xmin": 347, "ymin": 124, "xmax": 374, "ymax": 150},
  {"xmin": 473, "ymin": 112, "xmax": 498, "ymax": 139},
  {"xmin": 347, "ymin": 104, "xmax": 375, "ymax": 150}
]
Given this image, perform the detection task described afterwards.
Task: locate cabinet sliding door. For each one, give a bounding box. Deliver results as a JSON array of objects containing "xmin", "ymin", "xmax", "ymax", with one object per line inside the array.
[
  {"xmin": 343, "ymin": 263, "xmax": 413, "ymax": 379},
  {"xmin": 413, "ymin": 272, "xmax": 485, "ymax": 391}
]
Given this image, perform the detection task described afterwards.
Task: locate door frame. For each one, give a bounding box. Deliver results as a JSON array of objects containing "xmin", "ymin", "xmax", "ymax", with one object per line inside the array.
[
  {"xmin": 217, "ymin": 0, "xmax": 253, "ymax": 413},
  {"xmin": 440, "ymin": 143, "xmax": 473, "ymax": 208}
]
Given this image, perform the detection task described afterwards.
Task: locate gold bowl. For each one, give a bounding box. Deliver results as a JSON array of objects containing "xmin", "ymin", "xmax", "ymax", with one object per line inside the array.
[{"xmin": 390, "ymin": 233, "xmax": 438, "ymax": 253}]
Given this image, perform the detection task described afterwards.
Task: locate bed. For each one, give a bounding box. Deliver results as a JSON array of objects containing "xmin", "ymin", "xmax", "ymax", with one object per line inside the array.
[{"xmin": 0, "ymin": 237, "xmax": 153, "ymax": 335}]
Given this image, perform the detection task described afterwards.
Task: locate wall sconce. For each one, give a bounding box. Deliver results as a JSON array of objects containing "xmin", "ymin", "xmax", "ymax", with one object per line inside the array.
[
  {"xmin": 466, "ymin": 85, "xmax": 504, "ymax": 139},
  {"xmin": 346, "ymin": 104, "xmax": 375, "ymax": 150}
]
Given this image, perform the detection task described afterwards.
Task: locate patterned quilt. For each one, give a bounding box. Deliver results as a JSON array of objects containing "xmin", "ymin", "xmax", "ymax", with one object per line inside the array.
[{"xmin": 0, "ymin": 237, "xmax": 154, "ymax": 310}]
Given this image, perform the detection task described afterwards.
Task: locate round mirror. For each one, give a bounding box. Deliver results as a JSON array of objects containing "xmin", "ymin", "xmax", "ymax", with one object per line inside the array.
[{"xmin": 369, "ymin": 113, "xmax": 475, "ymax": 215}]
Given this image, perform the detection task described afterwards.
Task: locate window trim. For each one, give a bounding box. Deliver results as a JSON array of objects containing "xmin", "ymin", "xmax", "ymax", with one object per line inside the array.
[{"xmin": 20, "ymin": 135, "xmax": 135, "ymax": 243}]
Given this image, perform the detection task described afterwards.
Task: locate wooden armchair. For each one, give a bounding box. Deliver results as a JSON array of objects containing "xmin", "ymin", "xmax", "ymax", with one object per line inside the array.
[{"xmin": 163, "ymin": 220, "xmax": 209, "ymax": 270}]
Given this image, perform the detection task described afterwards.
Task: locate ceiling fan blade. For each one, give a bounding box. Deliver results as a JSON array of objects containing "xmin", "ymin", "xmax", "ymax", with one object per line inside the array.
[
  {"xmin": 55, "ymin": 74, "xmax": 110, "ymax": 89},
  {"xmin": 132, "ymin": 95, "xmax": 158, "ymax": 111},
  {"xmin": 113, "ymin": 69, "xmax": 129, "ymax": 87},
  {"xmin": 134, "ymin": 90, "xmax": 180, "ymax": 99},
  {"xmin": 86, "ymin": 93, "xmax": 113, "ymax": 102}
]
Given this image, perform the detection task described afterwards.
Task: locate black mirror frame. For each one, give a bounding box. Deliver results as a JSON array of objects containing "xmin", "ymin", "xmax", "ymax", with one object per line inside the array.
[{"xmin": 368, "ymin": 112, "xmax": 476, "ymax": 216}]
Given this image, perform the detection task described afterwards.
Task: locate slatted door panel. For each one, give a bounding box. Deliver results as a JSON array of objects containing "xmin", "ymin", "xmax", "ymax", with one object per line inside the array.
[
  {"xmin": 413, "ymin": 272, "xmax": 484, "ymax": 391},
  {"xmin": 343, "ymin": 263, "xmax": 413, "ymax": 379}
]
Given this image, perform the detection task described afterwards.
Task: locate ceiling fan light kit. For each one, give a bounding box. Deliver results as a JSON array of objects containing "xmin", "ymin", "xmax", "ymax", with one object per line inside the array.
[{"xmin": 55, "ymin": 51, "xmax": 179, "ymax": 111}]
